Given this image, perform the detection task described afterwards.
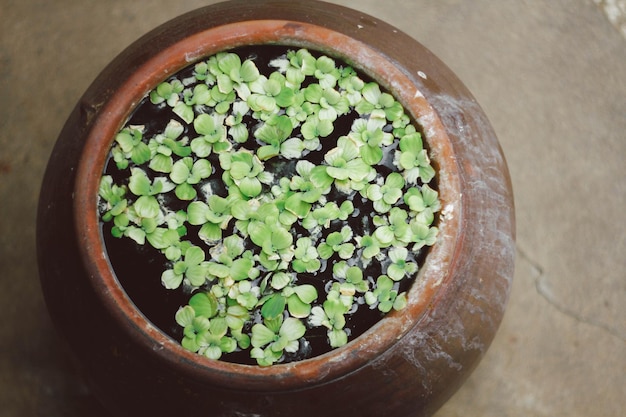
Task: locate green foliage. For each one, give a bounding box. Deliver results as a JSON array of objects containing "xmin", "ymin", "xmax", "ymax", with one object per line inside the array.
[
  {"xmin": 397, "ymin": 131, "xmax": 436, "ymax": 184},
  {"xmin": 187, "ymin": 195, "xmax": 232, "ymax": 242},
  {"xmin": 292, "ymin": 237, "xmax": 321, "ymax": 273},
  {"xmin": 191, "ymin": 113, "xmax": 230, "ymax": 157},
  {"xmin": 175, "ymin": 304, "xmax": 237, "ymax": 359},
  {"xmin": 161, "ymin": 245, "xmax": 209, "ymax": 289},
  {"xmin": 365, "ymin": 172, "xmax": 405, "ymax": 213},
  {"xmin": 309, "ymin": 285, "xmax": 351, "ymax": 348},
  {"xmin": 250, "ymin": 316, "xmax": 306, "ymax": 366},
  {"xmin": 170, "ymin": 157, "xmax": 212, "ymax": 200},
  {"xmin": 112, "ymin": 127, "xmax": 150, "ymax": 168},
  {"xmin": 255, "ymin": 114, "xmax": 295, "ymax": 160},
  {"xmin": 150, "ymin": 79, "xmax": 184, "ymax": 106},
  {"xmin": 98, "ymin": 47, "xmax": 440, "ymax": 366},
  {"xmin": 317, "ymin": 226, "xmax": 355, "ymax": 260},
  {"xmin": 219, "ymin": 150, "xmax": 266, "ymax": 198},
  {"xmin": 99, "ymin": 175, "xmax": 127, "ymax": 222},
  {"xmin": 364, "ymin": 275, "xmax": 406, "ymax": 313}
]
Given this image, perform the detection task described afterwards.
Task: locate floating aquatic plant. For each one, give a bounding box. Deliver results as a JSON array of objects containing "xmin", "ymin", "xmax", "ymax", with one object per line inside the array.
[{"xmin": 98, "ymin": 46, "xmax": 440, "ymax": 366}]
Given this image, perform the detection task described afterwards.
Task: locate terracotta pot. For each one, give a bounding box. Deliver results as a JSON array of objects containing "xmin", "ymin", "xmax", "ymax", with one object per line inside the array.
[{"xmin": 37, "ymin": 1, "xmax": 515, "ymax": 416}]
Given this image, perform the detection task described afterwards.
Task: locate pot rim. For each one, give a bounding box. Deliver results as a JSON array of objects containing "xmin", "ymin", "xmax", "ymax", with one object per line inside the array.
[{"xmin": 73, "ymin": 4, "xmax": 462, "ymax": 392}]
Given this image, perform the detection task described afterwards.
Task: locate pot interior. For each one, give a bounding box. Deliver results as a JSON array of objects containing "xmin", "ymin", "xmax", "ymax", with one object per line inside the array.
[{"xmin": 74, "ymin": 18, "xmax": 461, "ymax": 390}]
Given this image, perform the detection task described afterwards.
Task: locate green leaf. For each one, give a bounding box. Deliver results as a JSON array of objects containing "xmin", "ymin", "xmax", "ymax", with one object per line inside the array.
[
  {"xmin": 115, "ymin": 131, "xmax": 134, "ymax": 152},
  {"xmin": 175, "ymin": 183, "xmax": 197, "ymax": 200},
  {"xmin": 377, "ymin": 275, "xmax": 394, "ymax": 292},
  {"xmin": 125, "ymin": 227, "xmax": 145, "ymax": 245},
  {"xmin": 149, "ymin": 154, "xmax": 173, "ymax": 173},
  {"xmin": 399, "ymin": 132, "xmax": 423, "ymax": 154},
  {"xmin": 229, "ymin": 123, "xmax": 249, "ymax": 143},
  {"xmin": 421, "ymin": 184, "xmax": 440, "ymax": 208},
  {"xmin": 387, "ymin": 263, "xmax": 406, "ymax": 281},
  {"xmin": 219, "ymin": 337, "xmax": 238, "ymax": 355},
  {"xmin": 285, "ymin": 194, "xmax": 312, "ymax": 218},
  {"xmin": 133, "ymin": 195, "xmax": 160, "ymax": 219},
  {"xmin": 165, "ymin": 245, "xmax": 182, "ymax": 261},
  {"xmin": 152, "ymin": 177, "xmax": 175, "ymax": 194},
  {"xmin": 207, "ymin": 262, "xmax": 230, "ymax": 279},
  {"xmin": 193, "ymin": 114, "xmax": 215, "ymax": 136},
  {"xmin": 280, "ymin": 317, "xmax": 306, "ymax": 340},
  {"xmin": 337, "ymin": 243, "xmax": 355, "ymax": 259},
  {"xmin": 309, "ymin": 306, "xmax": 329, "ymax": 328},
  {"xmin": 393, "ymin": 292, "xmax": 409, "ymax": 310},
  {"xmin": 240, "ymin": 59, "xmax": 260, "ymax": 82},
  {"xmin": 301, "ymin": 118, "xmax": 319, "ymax": 140},
  {"xmin": 326, "ymin": 166, "xmax": 349, "ymax": 181},
  {"xmin": 141, "ymin": 217, "xmax": 158, "ymax": 234},
  {"xmin": 346, "ymin": 266, "xmax": 363, "ymax": 283},
  {"xmin": 208, "ymin": 194, "xmax": 230, "ymax": 214},
  {"xmin": 199, "ymin": 222, "xmax": 222, "ymax": 242},
  {"xmin": 326, "ymin": 231, "xmax": 344, "ymax": 246},
  {"xmin": 175, "ymin": 306, "xmax": 195, "ymax": 327},
  {"xmin": 161, "ymin": 269, "xmax": 183, "ymax": 289},
  {"xmin": 309, "ymin": 166, "xmax": 334, "ymax": 189},
  {"xmin": 271, "ymin": 227, "xmax": 293, "ymax": 251},
  {"xmin": 173, "ymin": 102, "xmax": 194, "ymax": 124},
  {"xmin": 374, "ymin": 226, "xmax": 394, "ymax": 246},
  {"xmin": 170, "ymin": 158, "xmax": 191, "ymax": 184},
  {"xmin": 185, "ymin": 246, "xmax": 205, "ymax": 266},
  {"xmin": 362, "ymin": 82, "xmax": 381, "ymax": 104},
  {"xmin": 230, "ymin": 258, "xmax": 253, "ymax": 281},
  {"xmin": 287, "ymin": 295, "xmax": 312, "ymax": 318},
  {"xmin": 131, "ymin": 142, "xmax": 151, "ymax": 165},
  {"xmin": 345, "ymin": 159, "xmax": 371, "ymax": 181},
  {"xmin": 280, "ymin": 138, "xmax": 304, "ymax": 159},
  {"xmin": 366, "ymin": 184, "xmax": 383, "ymax": 201},
  {"xmin": 191, "ymin": 159, "xmax": 212, "ymax": 180},
  {"xmin": 185, "ymin": 264, "xmax": 208, "ymax": 286},
  {"xmin": 218, "ymin": 52, "xmax": 242, "ymax": 75},
  {"xmin": 229, "ymin": 161, "xmax": 251, "ymax": 180},
  {"xmin": 257, "ymin": 144, "xmax": 280, "ymax": 161},
  {"xmin": 251, "ymin": 324, "xmax": 276, "ymax": 348},
  {"xmin": 317, "ymin": 243, "xmax": 334, "ymax": 260},
  {"xmin": 271, "ymin": 272, "xmax": 292, "ymax": 290},
  {"xmin": 238, "ymin": 177, "xmax": 262, "ymax": 198},
  {"xmin": 388, "ymin": 247, "xmax": 407, "ymax": 263},
  {"xmin": 191, "ymin": 84, "xmax": 211, "ymax": 105},
  {"xmin": 187, "ymin": 201, "xmax": 209, "ymax": 225},
  {"xmin": 386, "ymin": 172, "xmax": 405, "ymax": 189},
  {"xmin": 261, "ymin": 294, "xmax": 286, "ymax": 320},
  {"xmin": 216, "ymin": 73, "xmax": 234, "ymax": 95},
  {"xmin": 248, "ymin": 221, "xmax": 270, "ymax": 248},
  {"xmin": 294, "ymin": 284, "xmax": 318, "ymax": 304},
  {"xmin": 328, "ymin": 328, "xmax": 348, "ymax": 348},
  {"xmin": 361, "ymin": 145, "xmax": 383, "ymax": 166},
  {"xmin": 189, "ymin": 292, "xmax": 219, "ymax": 319}
]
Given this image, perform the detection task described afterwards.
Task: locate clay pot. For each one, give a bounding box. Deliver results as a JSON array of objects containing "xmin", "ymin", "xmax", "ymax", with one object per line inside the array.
[{"xmin": 37, "ymin": 1, "xmax": 515, "ymax": 416}]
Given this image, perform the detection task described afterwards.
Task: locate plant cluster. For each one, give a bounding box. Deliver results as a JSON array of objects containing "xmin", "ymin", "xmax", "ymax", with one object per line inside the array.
[{"xmin": 99, "ymin": 47, "xmax": 440, "ymax": 365}]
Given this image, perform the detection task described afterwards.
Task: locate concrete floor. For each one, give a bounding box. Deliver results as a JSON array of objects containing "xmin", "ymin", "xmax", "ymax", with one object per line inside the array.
[{"xmin": 1, "ymin": 0, "xmax": 624, "ymax": 416}]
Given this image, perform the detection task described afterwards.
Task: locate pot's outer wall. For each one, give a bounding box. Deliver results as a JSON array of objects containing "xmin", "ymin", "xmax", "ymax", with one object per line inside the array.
[{"xmin": 37, "ymin": 1, "xmax": 515, "ymax": 416}]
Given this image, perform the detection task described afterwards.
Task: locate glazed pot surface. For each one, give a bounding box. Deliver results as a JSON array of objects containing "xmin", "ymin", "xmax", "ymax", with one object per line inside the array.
[{"xmin": 37, "ymin": 1, "xmax": 515, "ymax": 416}]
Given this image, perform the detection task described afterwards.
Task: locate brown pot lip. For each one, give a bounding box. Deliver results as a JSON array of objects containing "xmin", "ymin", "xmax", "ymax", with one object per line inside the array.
[{"xmin": 72, "ymin": 11, "xmax": 462, "ymax": 391}]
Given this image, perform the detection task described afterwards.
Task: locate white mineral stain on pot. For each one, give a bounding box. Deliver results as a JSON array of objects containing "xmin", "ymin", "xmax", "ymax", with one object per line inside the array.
[
  {"xmin": 185, "ymin": 47, "xmax": 205, "ymax": 63},
  {"xmin": 416, "ymin": 111, "xmax": 438, "ymax": 139},
  {"xmin": 441, "ymin": 203, "xmax": 455, "ymax": 221}
]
